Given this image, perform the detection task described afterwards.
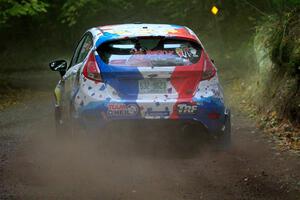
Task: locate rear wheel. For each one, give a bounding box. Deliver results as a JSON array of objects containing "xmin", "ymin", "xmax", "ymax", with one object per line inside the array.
[
  {"xmin": 214, "ymin": 110, "xmax": 231, "ymax": 150},
  {"xmin": 54, "ymin": 104, "xmax": 83, "ymax": 138}
]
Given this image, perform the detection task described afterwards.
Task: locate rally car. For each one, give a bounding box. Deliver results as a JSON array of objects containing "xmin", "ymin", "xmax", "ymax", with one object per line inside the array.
[{"xmin": 49, "ymin": 23, "xmax": 231, "ymax": 147}]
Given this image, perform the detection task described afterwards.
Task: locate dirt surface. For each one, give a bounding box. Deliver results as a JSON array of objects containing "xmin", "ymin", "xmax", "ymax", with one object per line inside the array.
[{"xmin": 0, "ymin": 73, "xmax": 300, "ymax": 200}]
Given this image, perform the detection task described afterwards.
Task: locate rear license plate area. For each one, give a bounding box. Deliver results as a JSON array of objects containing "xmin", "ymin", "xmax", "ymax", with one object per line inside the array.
[{"xmin": 139, "ymin": 79, "xmax": 167, "ymax": 94}]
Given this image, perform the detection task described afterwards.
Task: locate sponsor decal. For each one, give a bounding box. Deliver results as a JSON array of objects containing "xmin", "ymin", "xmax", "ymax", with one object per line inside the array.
[
  {"xmin": 175, "ymin": 47, "xmax": 199, "ymax": 59},
  {"xmin": 177, "ymin": 103, "xmax": 197, "ymax": 115},
  {"xmin": 107, "ymin": 103, "xmax": 139, "ymax": 117},
  {"xmin": 131, "ymin": 50, "xmax": 174, "ymax": 55}
]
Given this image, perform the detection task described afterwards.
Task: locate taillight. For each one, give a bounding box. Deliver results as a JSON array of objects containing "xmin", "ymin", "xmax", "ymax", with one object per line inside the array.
[
  {"xmin": 83, "ymin": 52, "xmax": 102, "ymax": 82},
  {"xmin": 201, "ymin": 56, "xmax": 216, "ymax": 80}
]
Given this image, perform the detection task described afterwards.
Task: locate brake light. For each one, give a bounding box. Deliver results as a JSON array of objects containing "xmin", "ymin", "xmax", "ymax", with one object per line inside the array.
[
  {"xmin": 83, "ymin": 52, "xmax": 102, "ymax": 82},
  {"xmin": 202, "ymin": 57, "xmax": 216, "ymax": 80}
]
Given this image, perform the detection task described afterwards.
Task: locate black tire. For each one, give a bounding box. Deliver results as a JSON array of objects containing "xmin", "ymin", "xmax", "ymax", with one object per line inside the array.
[
  {"xmin": 54, "ymin": 106, "xmax": 71, "ymax": 137},
  {"xmin": 214, "ymin": 109, "xmax": 231, "ymax": 150},
  {"xmin": 54, "ymin": 103, "xmax": 83, "ymax": 138}
]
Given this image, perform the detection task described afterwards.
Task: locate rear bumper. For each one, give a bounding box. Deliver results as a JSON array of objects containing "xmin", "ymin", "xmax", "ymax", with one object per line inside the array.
[{"xmin": 76, "ymin": 97, "xmax": 226, "ymax": 133}]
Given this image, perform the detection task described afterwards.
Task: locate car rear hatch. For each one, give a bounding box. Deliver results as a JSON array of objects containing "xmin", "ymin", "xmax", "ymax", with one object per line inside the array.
[{"xmin": 96, "ymin": 37, "xmax": 205, "ymax": 100}]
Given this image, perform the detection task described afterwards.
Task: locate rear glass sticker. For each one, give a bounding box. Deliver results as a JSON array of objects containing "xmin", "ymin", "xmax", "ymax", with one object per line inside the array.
[{"xmin": 175, "ymin": 47, "xmax": 199, "ymax": 59}]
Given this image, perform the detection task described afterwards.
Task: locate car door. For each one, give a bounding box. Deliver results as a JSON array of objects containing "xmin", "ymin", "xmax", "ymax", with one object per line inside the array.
[{"xmin": 62, "ymin": 32, "xmax": 94, "ymax": 116}]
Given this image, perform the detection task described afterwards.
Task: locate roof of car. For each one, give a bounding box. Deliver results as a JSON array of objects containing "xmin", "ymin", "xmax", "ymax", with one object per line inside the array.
[{"xmin": 94, "ymin": 23, "xmax": 199, "ymax": 47}]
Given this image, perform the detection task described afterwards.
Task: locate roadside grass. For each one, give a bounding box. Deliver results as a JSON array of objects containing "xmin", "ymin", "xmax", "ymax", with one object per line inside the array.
[
  {"xmin": 0, "ymin": 70, "xmax": 58, "ymax": 111},
  {"xmin": 226, "ymin": 78, "xmax": 300, "ymax": 154},
  {"xmin": 219, "ymin": 9, "xmax": 300, "ymax": 155},
  {"xmin": 0, "ymin": 80, "xmax": 31, "ymax": 111}
]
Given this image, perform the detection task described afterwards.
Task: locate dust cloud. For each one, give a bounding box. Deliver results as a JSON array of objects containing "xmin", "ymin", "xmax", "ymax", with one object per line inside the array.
[
  {"xmin": 3, "ymin": 116, "xmax": 217, "ymax": 199},
  {"xmin": 1, "ymin": 94, "xmax": 299, "ymax": 200}
]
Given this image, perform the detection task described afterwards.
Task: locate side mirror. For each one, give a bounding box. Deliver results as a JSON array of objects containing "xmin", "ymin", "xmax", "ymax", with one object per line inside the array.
[{"xmin": 49, "ymin": 60, "xmax": 67, "ymax": 76}]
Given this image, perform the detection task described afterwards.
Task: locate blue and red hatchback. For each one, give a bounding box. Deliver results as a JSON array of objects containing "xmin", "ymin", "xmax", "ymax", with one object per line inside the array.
[{"xmin": 49, "ymin": 24, "xmax": 231, "ymax": 147}]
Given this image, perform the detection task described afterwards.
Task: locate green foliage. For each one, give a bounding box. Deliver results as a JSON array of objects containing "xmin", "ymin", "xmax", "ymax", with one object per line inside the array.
[
  {"xmin": 0, "ymin": 0, "xmax": 48, "ymax": 24},
  {"xmin": 257, "ymin": 8, "xmax": 300, "ymax": 75},
  {"xmin": 0, "ymin": 0, "xmax": 300, "ymax": 26},
  {"xmin": 271, "ymin": 0, "xmax": 300, "ymax": 7},
  {"xmin": 60, "ymin": 0, "xmax": 132, "ymax": 26},
  {"xmin": 146, "ymin": 0, "xmax": 199, "ymax": 19},
  {"xmin": 0, "ymin": 0, "xmax": 132, "ymax": 26},
  {"xmin": 60, "ymin": 0, "xmax": 92, "ymax": 26},
  {"xmin": 252, "ymin": 8, "xmax": 300, "ymax": 122}
]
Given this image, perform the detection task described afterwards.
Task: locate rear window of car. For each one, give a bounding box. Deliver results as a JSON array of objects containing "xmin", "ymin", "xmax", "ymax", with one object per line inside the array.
[{"xmin": 97, "ymin": 37, "xmax": 202, "ymax": 67}]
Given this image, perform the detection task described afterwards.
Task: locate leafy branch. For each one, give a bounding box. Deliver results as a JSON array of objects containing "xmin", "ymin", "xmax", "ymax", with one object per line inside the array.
[{"xmin": 0, "ymin": 0, "xmax": 49, "ymax": 24}]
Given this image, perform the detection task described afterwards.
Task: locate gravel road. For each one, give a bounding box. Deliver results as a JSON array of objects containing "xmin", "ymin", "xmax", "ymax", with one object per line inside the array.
[{"xmin": 0, "ymin": 72, "xmax": 299, "ymax": 200}]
